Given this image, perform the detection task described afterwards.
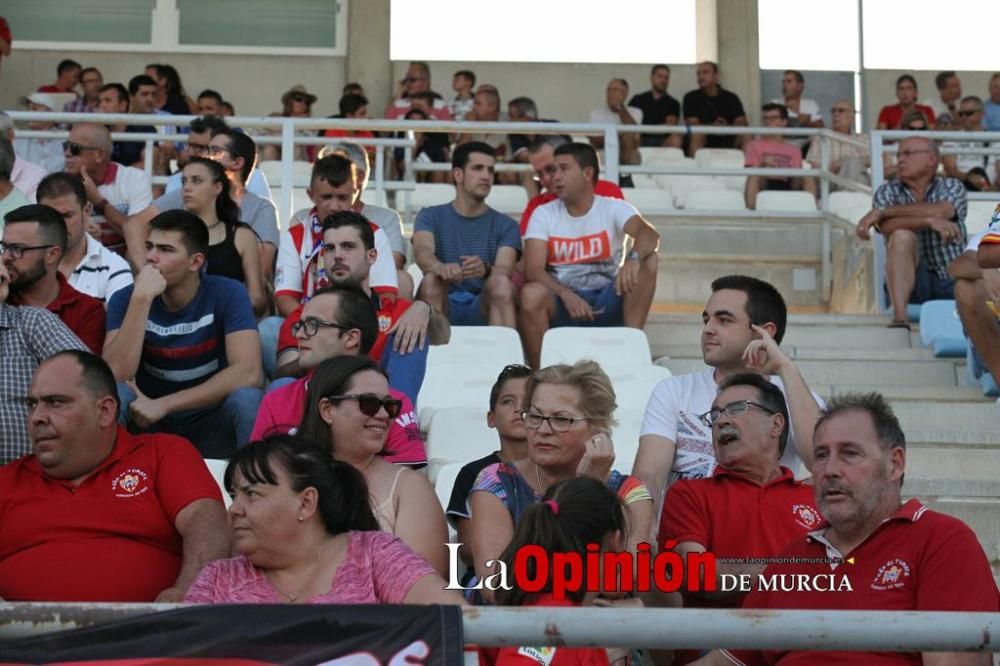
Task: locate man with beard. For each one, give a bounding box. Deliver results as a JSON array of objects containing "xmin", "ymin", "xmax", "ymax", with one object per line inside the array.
[
  {"xmin": 3, "ymin": 204, "xmax": 105, "ymax": 352},
  {"xmin": 694, "ymin": 393, "xmax": 999, "ymax": 666}
]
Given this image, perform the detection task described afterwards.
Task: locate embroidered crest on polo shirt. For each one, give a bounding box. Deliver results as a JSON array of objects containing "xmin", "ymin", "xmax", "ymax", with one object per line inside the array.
[
  {"xmin": 871, "ymin": 558, "xmax": 911, "ymax": 590},
  {"xmin": 378, "ymin": 314, "xmax": 392, "ymax": 332},
  {"xmin": 792, "ymin": 504, "xmax": 820, "ymax": 530},
  {"xmin": 112, "ymin": 468, "xmax": 150, "ymax": 498}
]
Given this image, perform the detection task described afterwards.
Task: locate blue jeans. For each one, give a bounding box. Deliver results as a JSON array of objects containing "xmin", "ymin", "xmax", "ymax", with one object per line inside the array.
[
  {"xmin": 117, "ymin": 382, "xmax": 263, "ymax": 458},
  {"xmin": 258, "ymin": 316, "xmax": 285, "ymax": 381},
  {"xmin": 381, "ymin": 332, "xmax": 428, "ymax": 405}
]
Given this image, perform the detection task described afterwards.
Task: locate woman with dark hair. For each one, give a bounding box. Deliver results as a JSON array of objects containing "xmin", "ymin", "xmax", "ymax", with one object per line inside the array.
[
  {"xmin": 184, "ymin": 435, "xmax": 462, "ymax": 605},
  {"xmin": 180, "ymin": 157, "xmax": 267, "ymax": 316},
  {"xmin": 299, "ymin": 356, "xmax": 449, "ymax": 575},
  {"xmin": 150, "ymin": 63, "xmax": 196, "ymax": 115}
]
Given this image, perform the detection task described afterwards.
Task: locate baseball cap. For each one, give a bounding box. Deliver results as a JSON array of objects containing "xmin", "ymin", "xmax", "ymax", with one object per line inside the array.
[{"xmin": 18, "ymin": 92, "xmax": 57, "ymax": 110}]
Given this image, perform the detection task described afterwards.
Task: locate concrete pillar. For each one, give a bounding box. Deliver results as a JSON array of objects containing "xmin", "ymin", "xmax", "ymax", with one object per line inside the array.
[
  {"xmin": 346, "ymin": 0, "xmax": 392, "ymax": 116},
  {"xmin": 716, "ymin": 0, "xmax": 760, "ymax": 125}
]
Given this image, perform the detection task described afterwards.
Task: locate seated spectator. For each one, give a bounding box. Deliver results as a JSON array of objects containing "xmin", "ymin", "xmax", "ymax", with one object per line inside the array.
[
  {"xmin": 385, "ymin": 61, "xmax": 451, "ymax": 121},
  {"xmin": 978, "ymin": 204, "xmax": 1000, "ymax": 284},
  {"xmin": 220, "ymin": 100, "xmax": 235, "ymax": 117},
  {"xmin": 0, "ymin": 350, "xmax": 229, "ymax": 602},
  {"xmin": 876, "ymin": 74, "xmax": 936, "ymax": 130},
  {"xmin": 986, "ymin": 73, "xmax": 1000, "ymax": 132},
  {"xmin": 104, "ymin": 210, "xmax": 264, "ymax": 458},
  {"xmin": 343, "ymin": 82, "xmax": 364, "ymax": 97},
  {"xmin": 744, "ymin": 103, "xmax": 817, "ymax": 209},
  {"xmin": 519, "ymin": 143, "xmax": 659, "ymax": 368},
  {"xmin": 468, "ymin": 360, "xmax": 653, "ymax": 602},
  {"xmin": 505, "ymin": 96, "xmax": 540, "ymax": 168},
  {"xmin": 805, "ymin": 100, "xmax": 869, "ymax": 188},
  {"xmin": 97, "ymin": 81, "xmax": 155, "ymax": 169},
  {"xmin": 0, "ymin": 112, "xmax": 47, "ymax": 200},
  {"xmin": 63, "ymin": 67, "xmax": 102, "ymax": 114},
  {"xmin": 773, "ymin": 69, "xmax": 822, "ymax": 156},
  {"xmin": 196, "ymin": 89, "xmax": 224, "ymax": 117},
  {"xmin": 942, "ymin": 96, "xmax": 998, "ymax": 191},
  {"xmin": 589, "ymin": 78, "xmax": 642, "ymax": 171},
  {"xmin": 37, "ymin": 59, "xmax": 81, "ymax": 94},
  {"xmin": 629, "ymin": 64, "xmax": 682, "ymax": 148},
  {"xmin": 882, "ymin": 111, "xmax": 932, "ymax": 181},
  {"xmin": 483, "ymin": 476, "xmax": 630, "ymax": 666},
  {"xmin": 0, "ymin": 138, "xmax": 29, "ymax": 225},
  {"xmin": 136, "ymin": 128, "xmax": 279, "ymax": 281},
  {"xmin": 147, "ymin": 63, "xmax": 197, "ymax": 115},
  {"xmin": 180, "ymin": 157, "xmax": 266, "ymax": 315},
  {"xmin": 129, "ymin": 74, "xmax": 178, "ymax": 167},
  {"xmin": 633, "ymin": 276, "xmax": 822, "ymax": 525},
  {"xmin": 403, "ymin": 107, "xmax": 447, "ymax": 180},
  {"xmin": 694, "ymin": 394, "xmax": 1000, "ymax": 666},
  {"xmin": 446, "ymin": 363, "xmax": 532, "ymax": 569},
  {"xmin": 252, "ymin": 284, "xmax": 426, "ymax": 467},
  {"xmin": 299, "ymin": 356, "xmax": 450, "ymax": 575},
  {"xmin": 0, "ymin": 262, "xmax": 87, "ymax": 464},
  {"xmin": 14, "ymin": 93, "xmax": 65, "ymax": 173},
  {"xmin": 164, "ymin": 116, "xmax": 273, "ymax": 201},
  {"xmin": 274, "ymin": 211, "xmax": 448, "ymax": 404},
  {"xmin": 450, "ymin": 69, "xmax": 476, "ymax": 121},
  {"xmin": 683, "ymin": 61, "xmax": 748, "ymax": 154},
  {"xmin": 856, "ymin": 137, "xmax": 966, "ymax": 328},
  {"xmin": 950, "ymin": 225, "xmax": 1000, "ymax": 389},
  {"xmin": 521, "ymin": 135, "xmax": 625, "ymax": 234},
  {"xmin": 4, "ymin": 204, "xmax": 105, "ymax": 352},
  {"xmin": 262, "ymin": 84, "xmax": 319, "ymax": 163},
  {"xmin": 414, "ymin": 142, "xmax": 521, "ymax": 328},
  {"xmin": 323, "ymin": 94, "xmax": 375, "ymax": 155},
  {"xmin": 62, "ymin": 123, "xmax": 154, "ymax": 265},
  {"xmin": 457, "ymin": 87, "xmax": 505, "ymax": 157},
  {"xmin": 36, "ymin": 172, "xmax": 133, "ymax": 304},
  {"xmin": 924, "ymin": 70, "xmax": 962, "ymax": 129},
  {"xmin": 184, "ymin": 434, "xmax": 462, "ymax": 605}
]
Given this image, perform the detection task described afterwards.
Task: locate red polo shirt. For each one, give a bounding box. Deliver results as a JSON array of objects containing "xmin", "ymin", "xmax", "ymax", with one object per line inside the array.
[
  {"xmin": 519, "ymin": 180, "xmax": 625, "ymax": 235},
  {"xmin": 10, "ymin": 273, "xmax": 106, "ymax": 353},
  {"xmin": 0, "ymin": 426, "xmax": 222, "ymax": 602},
  {"xmin": 721, "ymin": 499, "xmax": 1000, "ymax": 666}
]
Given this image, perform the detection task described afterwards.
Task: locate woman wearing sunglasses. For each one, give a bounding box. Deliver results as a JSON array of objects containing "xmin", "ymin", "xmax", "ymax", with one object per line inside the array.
[
  {"xmin": 299, "ymin": 355, "xmax": 449, "ymax": 575},
  {"xmin": 184, "ymin": 434, "xmax": 463, "ymax": 605},
  {"xmin": 180, "ymin": 157, "xmax": 267, "ymax": 317},
  {"xmin": 468, "ymin": 360, "xmax": 653, "ymax": 603}
]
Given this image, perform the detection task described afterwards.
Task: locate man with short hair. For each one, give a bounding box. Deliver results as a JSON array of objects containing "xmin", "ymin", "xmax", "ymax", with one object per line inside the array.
[
  {"xmin": 633, "ymin": 275, "xmax": 822, "ymax": 523},
  {"xmin": 450, "ymin": 70, "xmax": 476, "ymax": 121},
  {"xmin": 0, "ymin": 138, "xmax": 29, "ymax": 226},
  {"xmin": 196, "ymin": 89, "xmax": 224, "ymax": 117},
  {"xmin": 385, "ymin": 61, "xmax": 451, "ymax": 120},
  {"xmin": 14, "ymin": 93, "xmax": 65, "ymax": 173},
  {"xmin": 629, "ymin": 64, "xmax": 682, "ymax": 148},
  {"xmin": 924, "ymin": 70, "xmax": 962, "ymax": 129},
  {"xmin": 100, "ymin": 81, "xmax": 156, "ymax": 168},
  {"xmin": 589, "ymin": 78, "xmax": 642, "ymax": 168},
  {"xmin": 0, "ymin": 262, "xmax": 87, "ymax": 464},
  {"xmin": 63, "ymin": 67, "xmax": 102, "ymax": 114},
  {"xmin": 458, "ymin": 88, "xmax": 505, "ymax": 155},
  {"xmin": 941, "ymin": 96, "xmax": 997, "ymax": 190},
  {"xmin": 744, "ymin": 103, "xmax": 817, "ymax": 209},
  {"xmin": 414, "ymin": 142, "xmax": 521, "ymax": 328},
  {"xmin": 950, "ymin": 224, "xmax": 1000, "ymax": 390},
  {"xmin": 62, "ymin": 122, "xmax": 154, "ymax": 264},
  {"xmin": 36, "ymin": 172, "xmax": 133, "ymax": 304},
  {"xmin": 0, "ymin": 112, "xmax": 47, "ymax": 201},
  {"xmin": 775, "ymin": 69, "xmax": 822, "ymax": 130},
  {"xmin": 519, "ymin": 143, "xmax": 660, "ymax": 367},
  {"xmin": 985, "ymin": 73, "xmax": 1000, "ymax": 132},
  {"xmin": 164, "ymin": 116, "xmax": 272, "ymax": 200},
  {"xmin": 38, "ymin": 59, "xmax": 81, "ymax": 94},
  {"xmin": 251, "ymin": 283, "xmax": 426, "ymax": 467},
  {"xmin": 129, "ymin": 74, "xmax": 179, "ymax": 150},
  {"xmin": 322, "ymin": 94, "xmax": 375, "ymax": 154},
  {"xmin": 876, "ymin": 74, "xmax": 936, "ymax": 130},
  {"xmin": 805, "ymin": 100, "xmax": 869, "ymax": 188},
  {"xmin": 0, "ymin": 350, "xmax": 229, "ymax": 602},
  {"xmin": 683, "ymin": 61, "xmax": 748, "ymax": 154},
  {"xmin": 4, "ymin": 204, "xmax": 105, "ymax": 352},
  {"xmin": 103, "ymin": 210, "xmax": 264, "ymax": 458},
  {"xmin": 856, "ymin": 137, "xmax": 966, "ymax": 327},
  {"xmin": 695, "ymin": 393, "xmax": 1000, "ymax": 666}
]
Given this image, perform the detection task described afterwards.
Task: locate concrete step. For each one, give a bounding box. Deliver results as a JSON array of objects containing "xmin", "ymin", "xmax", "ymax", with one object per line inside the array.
[
  {"xmin": 656, "ymin": 222, "xmax": 836, "ymax": 258},
  {"xmin": 823, "ymin": 384, "xmax": 990, "ymax": 403},
  {"xmin": 893, "ymin": 402, "xmax": 1000, "ymax": 434},
  {"xmin": 645, "ymin": 321, "xmax": 914, "ymax": 350},
  {"xmin": 653, "ymin": 256, "xmax": 824, "ymax": 308}
]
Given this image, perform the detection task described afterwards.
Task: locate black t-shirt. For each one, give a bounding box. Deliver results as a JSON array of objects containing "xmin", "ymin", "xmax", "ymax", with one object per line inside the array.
[
  {"xmin": 445, "ymin": 451, "xmax": 502, "ymax": 524},
  {"xmin": 629, "ymin": 90, "xmax": 681, "ymax": 147},
  {"xmin": 111, "ymin": 124, "xmax": 157, "ymax": 166},
  {"xmin": 682, "ymin": 87, "xmax": 747, "ymax": 148}
]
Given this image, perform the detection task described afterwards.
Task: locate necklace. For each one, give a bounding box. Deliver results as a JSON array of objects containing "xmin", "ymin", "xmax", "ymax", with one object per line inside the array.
[
  {"xmin": 266, "ymin": 543, "xmax": 327, "ymax": 603},
  {"xmin": 534, "ymin": 463, "xmax": 545, "ymax": 494}
]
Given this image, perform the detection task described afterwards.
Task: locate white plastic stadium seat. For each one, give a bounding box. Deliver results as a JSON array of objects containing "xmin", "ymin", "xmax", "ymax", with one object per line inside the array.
[
  {"xmin": 406, "ymin": 263, "xmax": 423, "ymax": 292},
  {"xmin": 754, "ymin": 191, "xmax": 818, "ymax": 213},
  {"xmin": 416, "ymin": 363, "xmax": 505, "ymax": 430},
  {"xmin": 611, "ymin": 408, "xmax": 647, "ymax": 472},
  {"xmin": 360, "ymin": 188, "xmax": 389, "ymax": 208},
  {"xmin": 682, "ymin": 189, "xmax": 748, "ymax": 212},
  {"xmin": 966, "ymin": 200, "xmax": 999, "ymax": 236},
  {"xmin": 486, "ymin": 185, "xmax": 529, "ymax": 215},
  {"xmin": 258, "ymin": 160, "xmax": 313, "ymax": 187},
  {"xmin": 204, "ymin": 459, "xmax": 231, "ymax": 508},
  {"xmin": 410, "ymin": 183, "xmax": 455, "ymax": 211},
  {"xmin": 540, "ymin": 327, "xmax": 652, "ymax": 373},
  {"xmin": 433, "ymin": 462, "xmax": 463, "ymax": 540},
  {"xmin": 623, "ymin": 188, "xmax": 674, "ymax": 215},
  {"xmin": 426, "ymin": 408, "xmax": 497, "ymax": 483},
  {"xmin": 427, "ymin": 326, "xmax": 524, "ymax": 368},
  {"xmin": 828, "ymin": 191, "xmax": 872, "ymax": 220},
  {"xmin": 638, "ymin": 147, "xmax": 685, "ymax": 165},
  {"xmin": 667, "ymin": 175, "xmax": 719, "ymax": 206},
  {"xmin": 630, "ymin": 174, "xmax": 661, "ymax": 189},
  {"xmin": 694, "ymin": 148, "xmax": 745, "ymax": 168}
]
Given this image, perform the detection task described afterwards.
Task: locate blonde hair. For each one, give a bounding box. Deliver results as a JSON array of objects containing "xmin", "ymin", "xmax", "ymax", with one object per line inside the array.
[{"xmin": 524, "ymin": 360, "xmax": 618, "ymax": 432}]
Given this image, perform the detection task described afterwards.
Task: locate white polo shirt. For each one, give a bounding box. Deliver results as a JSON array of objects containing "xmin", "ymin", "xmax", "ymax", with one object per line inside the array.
[
  {"xmin": 68, "ymin": 233, "xmax": 134, "ymax": 304},
  {"xmin": 92, "ymin": 163, "xmax": 154, "ymax": 252}
]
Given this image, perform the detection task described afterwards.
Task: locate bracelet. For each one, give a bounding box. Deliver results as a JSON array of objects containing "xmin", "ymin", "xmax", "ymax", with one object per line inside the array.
[{"xmin": 94, "ymin": 199, "xmax": 108, "ymax": 215}]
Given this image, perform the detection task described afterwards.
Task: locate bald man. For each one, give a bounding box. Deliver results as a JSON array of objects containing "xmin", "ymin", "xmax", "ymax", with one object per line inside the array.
[{"xmin": 62, "ymin": 123, "xmax": 154, "ymax": 267}]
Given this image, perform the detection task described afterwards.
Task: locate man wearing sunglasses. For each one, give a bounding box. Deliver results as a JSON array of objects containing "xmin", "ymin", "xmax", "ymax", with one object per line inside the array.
[
  {"xmin": 384, "ymin": 61, "xmax": 451, "ymax": 121},
  {"xmin": 252, "ymin": 283, "xmax": 426, "ymax": 468},
  {"xmin": 942, "ymin": 96, "xmax": 998, "ymax": 191}
]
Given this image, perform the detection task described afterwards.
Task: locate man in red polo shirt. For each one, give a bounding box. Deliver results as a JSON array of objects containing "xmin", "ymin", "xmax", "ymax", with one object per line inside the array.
[
  {"xmin": 693, "ymin": 393, "xmax": 999, "ymax": 666},
  {"xmin": 3, "ymin": 204, "xmax": 105, "ymax": 352},
  {"xmin": 0, "ymin": 351, "xmax": 229, "ymax": 602}
]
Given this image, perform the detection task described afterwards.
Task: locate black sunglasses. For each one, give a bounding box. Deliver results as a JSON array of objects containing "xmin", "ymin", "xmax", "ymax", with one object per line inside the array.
[
  {"xmin": 958, "ymin": 110, "xmax": 980, "ymax": 117},
  {"xmin": 63, "ymin": 141, "xmax": 101, "ymax": 156},
  {"xmin": 326, "ymin": 393, "xmax": 403, "ymax": 418}
]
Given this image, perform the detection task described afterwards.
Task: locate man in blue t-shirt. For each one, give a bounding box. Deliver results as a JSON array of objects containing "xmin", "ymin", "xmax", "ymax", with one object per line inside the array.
[
  {"xmin": 413, "ymin": 142, "xmax": 521, "ymax": 327},
  {"xmin": 103, "ymin": 210, "xmax": 263, "ymax": 458}
]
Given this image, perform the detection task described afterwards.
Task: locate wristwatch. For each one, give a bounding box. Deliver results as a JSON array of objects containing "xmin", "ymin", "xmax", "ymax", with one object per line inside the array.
[{"xmin": 625, "ymin": 250, "xmax": 641, "ymax": 261}]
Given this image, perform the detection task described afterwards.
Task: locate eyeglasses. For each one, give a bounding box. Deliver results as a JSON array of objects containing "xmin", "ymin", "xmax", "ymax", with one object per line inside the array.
[
  {"xmin": 898, "ymin": 148, "xmax": 932, "ymax": 158},
  {"xmin": 187, "ymin": 141, "xmax": 210, "ymax": 154},
  {"xmin": 699, "ymin": 400, "xmax": 777, "ymax": 427},
  {"xmin": 831, "ymin": 107, "xmax": 853, "ymax": 114},
  {"xmin": 326, "ymin": 393, "xmax": 403, "ymax": 418},
  {"xmin": 522, "ymin": 411, "xmax": 591, "ymax": 432},
  {"xmin": 0, "ymin": 243, "xmax": 55, "ymax": 259},
  {"xmin": 206, "ymin": 144, "xmax": 231, "ymax": 158},
  {"xmin": 958, "ymin": 110, "xmax": 981, "ymax": 117},
  {"xmin": 290, "ymin": 317, "xmax": 352, "ymax": 338},
  {"xmin": 62, "ymin": 141, "xmax": 101, "ymax": 156}
]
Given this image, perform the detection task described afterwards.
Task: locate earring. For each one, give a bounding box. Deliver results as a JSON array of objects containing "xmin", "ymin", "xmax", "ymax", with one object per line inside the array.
[{"xmin": 297, "ymin": 515, "xmax": 304, "ymax": 522}]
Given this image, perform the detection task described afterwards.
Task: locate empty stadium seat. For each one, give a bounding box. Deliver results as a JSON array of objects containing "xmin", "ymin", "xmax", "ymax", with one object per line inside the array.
[
  {"xmin": 623, "ymin": 188, "xmax": 675, "ymax": 215},
  {"xmin": 539, "ymin": 327, "xmax": 653, "ymax": 372},
  {"xmin": 918, "ymin": 300, "xmax": 967, "ymax": 358},
  {"xmin": 258, "ymin": 160, "xmax": 313, "ymax": 187},
  {"xmin": 604, "ymin": 365, "xmax": 672, "ymax": 408},
  {"xmin": 360, "ymin": 188, "xmax": 389, "ymax": 208},
  {"xmin": 966, "ymin": 200, "xmax": 999, "ymax": 236},
  {"xmin": 682, "ymin": 189, "xmax": 748, "ymax": 211},
  {"xmin": 433, "ymin": 462, "xmax": 463, "ymax": 541},
  {"xmin": 754, "ymin": 191, "xmax": 818, "ymax": 213},
  {"xmin": 426, "ymin": 408, "xmax": 497, "ymax": 483},
  {"xmin": 427, "ymin": 326, "xmax": 524, "ymax": 368},
  {"xmin": 417, "ymin": 363, "xmax": 500, "ymax": 426},
  {"xmin": 667, "ymin": 175, "xmax": 719, "ymax": 205},
  {"xmin": 610, "ymin": 408, "xmax": 645, "ymax": 473},
  {"xmin": 828, "ymin": 191, "xmax": 872, "ymax": 219},
  {"xmin": 204, "ymin": 459, "xmax": 231, "ymax": 508},
  {"xmin": 486, "ymin": 185, "xmax": 529, "ymax": 215},
  {"xmin": 630, "ymin": 174, "xmax": 661, "ymax": 189},
  {"xmin": 409, "ymin": 183, "xmax": 455, "ymax": 211},
  {"xmin": 693, "ymin": 148, "xmax": 745, "ymax": 168},
  {"xmin": 638, "ymin": 147, "xmax": 685, "ymax": 164}
]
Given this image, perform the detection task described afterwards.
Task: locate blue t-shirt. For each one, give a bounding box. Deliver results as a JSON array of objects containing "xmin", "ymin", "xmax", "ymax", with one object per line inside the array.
[
  {"xmin": 413, "ymin": 203, "xmax": 521, "ymax": 293},
  {"xmin": 107, "ymin": 275, "xmax": 257, "ymax": 400},
  {"xmin": 985, "ymin": 100, "xmax": 1000, "ymax": 132}
]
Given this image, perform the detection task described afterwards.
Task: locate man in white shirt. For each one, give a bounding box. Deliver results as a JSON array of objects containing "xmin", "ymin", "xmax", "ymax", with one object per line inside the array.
[
  {"xmin": 13, "ymin": 93, "xmax": 65, "ymax": 174},
  {"xmin": 589, "ymin": 78, "xmax": 642, "ymax": 168},
  {"xmin": 942, "ymin": 96, "xmax": 997, "ymax": 190},
  {"xmin": 924, "ymin": 70, "xmax": 962, "ymax": 129},
  {"xmin": 632, "ymin": 275, "xmax": 823, "ymax": 527},
  {"xmin": 0, "ymin": 139, "xmax": 29, "ymax": 231},
  {"xmin": 519, "ymin": 142, "xmax": 660, "ymax": 367},
  {"xmin": 773, "ymin": 70, "xmax": 822, "ymax": 153}
]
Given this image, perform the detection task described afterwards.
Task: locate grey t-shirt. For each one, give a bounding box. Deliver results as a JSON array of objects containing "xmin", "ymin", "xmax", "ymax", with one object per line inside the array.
[
  {"xmin": 153, "ymin": 189, "xmax": 280, "ymax": 247},
  {"xmin": 363, "ymin": 203, "xmax": 405, "ymax": 258}
]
